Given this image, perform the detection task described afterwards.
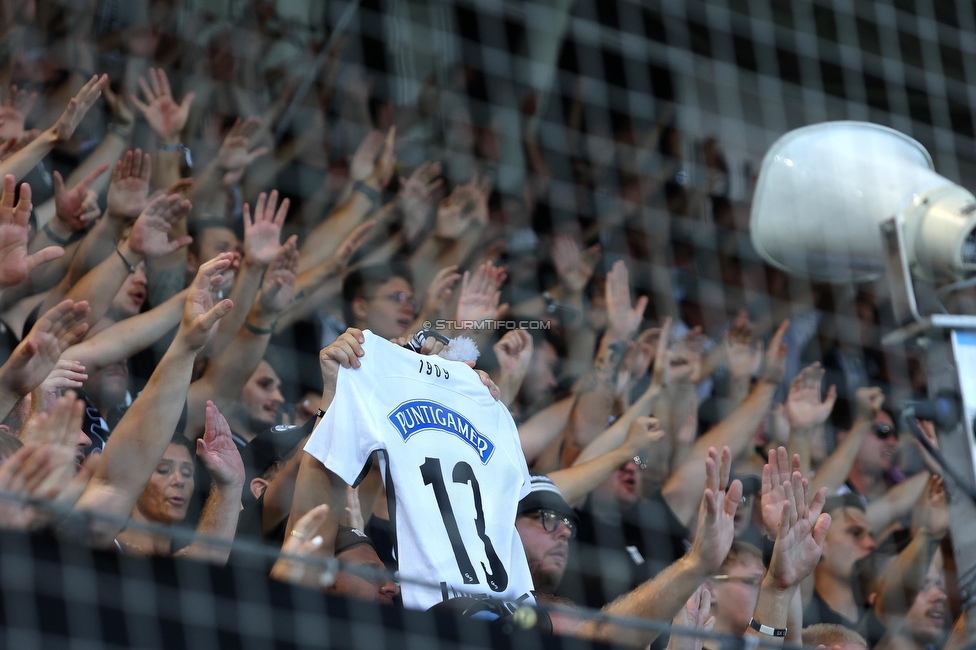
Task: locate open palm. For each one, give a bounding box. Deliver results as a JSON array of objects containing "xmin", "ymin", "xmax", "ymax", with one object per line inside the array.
[{"xmin": 198, "ymin": 401, "xmax": 245, "ymax": 487}]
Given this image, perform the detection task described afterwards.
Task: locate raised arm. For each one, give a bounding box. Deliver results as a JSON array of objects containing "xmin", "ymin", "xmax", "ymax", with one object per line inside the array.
[
  {"xmin": 174, "ymin": 401, "xmax": 245, "ymax": 565},
  {"xmin": 60, "ymin": 287, "xmax": 186, "ymax": 374},
  {"xmin": 661, "ymin": 321, "xmax": 789, "ymax": 528},
  {"xmin": 185, "ymin": 238, "xmax": 298, "ymax": 436},
  {"xmin": 210, "ymin": 190, "xmax": 288, "ymax": 355},
  {"xmin": 572, "ymin": 318, "xmax": 672, "ymax": 466},
  {"xmin": 298, "ymin": 127, "xmax": 395, "ymax": 273},
  {"xmin": 285, "ymin": 329, "xmax": 368, "ymax": 556},
  {"xmin": 38, "ymin": 191, "xmax": 192, "ymax": 330},
  {"xmin": 0, "ymin": 75, "xmax": 105, "ymax": 183},
  {"xmin": 550, "ymin": 417, "xmax": 664, "ymax": 506},
  {"xmin": 0, "ymin": 300, "xmax": 90, "ymax": 420},
  {"xmin": 809, "ymin": 387, "xmax": 882, "ymax": 494},
  {"xmin": 576, "ymin": 447, "xmax": 742, "ymax": 647},
  {"xmin": 492, "ymin": 329, "xmax": 533, "ymax": 407},
  {"xmin": 0, "ymin": 176, "xmax": 63, "ymax": 290},
  {"xmin": 73, "ymin": 254, "xmax": 234, "ymax": 546},
  {"xmin": 561, "ymin": 261, "xmax": 648, "ymax": 467},
  {"xmin": 783, "ymin": 362, "xmax": 836, "ymax": 477}
]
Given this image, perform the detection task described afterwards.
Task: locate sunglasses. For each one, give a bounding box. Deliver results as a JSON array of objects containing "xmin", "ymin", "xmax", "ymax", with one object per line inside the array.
[
  {"xmin": 874, "ymin": 422, "xmax": 897, "ymax": 440},
  {"xmin": 527, "ymin": 509, "xmax": 578, "ymax": 539}
]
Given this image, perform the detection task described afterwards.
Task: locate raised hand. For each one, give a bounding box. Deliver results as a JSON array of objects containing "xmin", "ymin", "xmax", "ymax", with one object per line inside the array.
[
  {"xmin": 127, "ymin": 192, "xmax": 193, "ymax": 257},
  {"xmin": 605, "ymin": 260, "xmax": 648, "ymax": 341},
  {"xmin": 761, "ymin": 446, "xmax": 802, "ymax": 535},
  {"xmin": 399, "ymin": 160, "xmax": 443, "ymax": 241},
  {"xmin": 20, "ymin": 391, "xmax": 87, "ymax": 483},
  {"xmin": 320, "ymin": 328, "xmax": 366, "ymax": 393},
  {"xmin": 130, "ymin": 68, "xmax": 194, "ymax": 143},
  {"xmin": 243, "ymin": 190, "xmax": 289, "ymax": 266},
  {"xmin": 725, "ymin": 309, "xmax": 761, "ymax": 381},
  {"xmin": 31, "ymin": 359, "xmax": 87, "ymax": 414},
  {"xmin": 53, "ymin": 164, "xmax": 109, "ymax": 232},
  {"xmin": 420, "ymin": 265, "xmax": 462, "ymax": 320},
  {"xmin": 258, "ymin": 236, "xmax": 299, "ymax": 314},
  {"xmin": 688, "ymin": 446, "xmax": 743, "ymax": 574},
  {"xmin": 624, "ymin": 416, "xmax": 667, "ymax": 468},
  {"xmin": 197, "ymin": 401, "xmax": 245, "ymax": 488},
  {"xmin": 760, "ymin": 320, "xmax": 790, "ymax": 385},
  {"xmin": 0, "ymin": 85, "xmax": 38, "ymax": 141},
  {"xmin": 766, "ymin": 470, "xmax": 830, "ymax": 590},
  {"xmin": 176, "ymin": 253, "xmax": 235, "ymax": 352},
  {"xmin": 435, "ymin": 173, "xmax": 491, "ymax": 239},
  {"xmin": 106, "ymin": 149, "xmax": 152, "ymax": 220},
  {"xmin": 914, "ymin": 474, "xmax": 949, "ymax": 538},
  {"xmin": 52, "ymin": 74, "xmax": 106, "ymax": 142},
  {"xmin": 650, "ymin": 317, "xmax": 673, "ymax": 389},
  {"xmin": 616, "ymin": 327, "xmax": 659, "ymax": 396},
  {"xmin": 854, "ymin": 386, "xmax": 885, "ymax": 422},
  {"xmin": 101, "ymin": 83, "xmax": 134, "ymax": 131},
  {"xmin": 0, "ymin": 444, "xmax": 77, "ymax": 530},
  {"xmin": 552, "ymin": 235, "xmax": 600, "ymax": 295},
  {"xmin": 0, "ymin": 176, "xmax": 63, "ymax": 287},
  {"xmin": 349, "ymin": 130, "xmax": 385, "ymax": 182},
  {"xmin": 455, "ymin": 261, "xmax": 508, "ymax": 325},
  {"xmin": 785, "ymin": 362, "xmax": 837, "ymax": 430},
  {"xmin": 494, "ymin": 329, "xmax": 533, "ymax": 377},
  {"xmin": 217, "ymin": 117, "xmax": 269, "ymax": 188},
  {"xmin": 0, "ymin": 300, "xmax": 90, "ymax": 399},
  {"xmin": 270, "ymin": 503, "xmax": 330, "ymax": 585},
  {"xmin": 666, "ymin": 585, "xmax": 715, "ymax": 650},
  {"xmin": 367, "ymin": 126, "xmax": 397, "ymax": 188},
  {"xmin": 914, "ymin": 418, "xmax": 943, "ymax": 477}
]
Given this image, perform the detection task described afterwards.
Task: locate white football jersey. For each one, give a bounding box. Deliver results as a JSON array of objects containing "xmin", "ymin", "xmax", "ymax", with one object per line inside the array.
[{"xmin": 305, "ymin": 331, "xmax": 536, "ymax": 611}]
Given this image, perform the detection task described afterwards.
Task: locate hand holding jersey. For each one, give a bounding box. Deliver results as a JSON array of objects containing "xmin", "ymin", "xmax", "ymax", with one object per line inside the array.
[{"xmin": 298, "ymin": 329, "xmax": 535, "ymax": 611}]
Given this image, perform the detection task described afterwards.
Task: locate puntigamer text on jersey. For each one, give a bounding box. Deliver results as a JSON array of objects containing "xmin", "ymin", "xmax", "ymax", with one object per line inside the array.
[{"xmin": 388, "ymin": 400, "xmax": 495, "ymax": 464}]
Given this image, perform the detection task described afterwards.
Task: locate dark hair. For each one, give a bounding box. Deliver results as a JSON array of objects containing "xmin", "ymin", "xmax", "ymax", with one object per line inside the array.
[
  {"xmin": 187, "ymin": 218, "xmax": 240, "ymax": 256},
  {"xmin": 0, "ymin": 429, "xmax": 24, "ymax": 461},
  {"xmin": 341, "ymin": 259, "xmax": 413, "ymax": 326},
  {"xmin": 169, "ymin": 434, "xmax": 196, "ymax": 458}
]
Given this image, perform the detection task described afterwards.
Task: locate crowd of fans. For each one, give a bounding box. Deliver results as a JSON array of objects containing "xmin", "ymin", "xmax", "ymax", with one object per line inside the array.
[{"xmin": 0, "ymin": 0, "xmax": 971, "ymax": 648}]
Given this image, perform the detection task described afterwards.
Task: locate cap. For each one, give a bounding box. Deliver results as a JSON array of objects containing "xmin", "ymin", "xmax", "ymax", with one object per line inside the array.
[
  {"xmin": 335, "ymin": 525, "xmax": 375, "ymax": 556},
  {"xmin": 517, "ymin": 475, "xmax": 579, "ymax": 528},
  {"xmin": 733, "ymin": 473, "xmax": 762, "ymax": 497},
  {"xmin": 240, "ymin": 417, "xmax": 315, "ymax": 485}
]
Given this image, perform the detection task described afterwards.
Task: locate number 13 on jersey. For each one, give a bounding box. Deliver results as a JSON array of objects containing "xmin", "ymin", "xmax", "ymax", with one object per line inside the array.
[{"xmin": 420, "ymin": 457, "xmax": 509, "ymax": 592}]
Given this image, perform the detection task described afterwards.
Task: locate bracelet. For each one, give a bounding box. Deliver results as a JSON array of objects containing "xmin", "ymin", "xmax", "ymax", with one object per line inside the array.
[
  {"xmin": 317, "ymin": 409, "xmax": 327, "ymax": 420},
  {"xmin": 107, "ymin": 123, "xmax": 132, "ymax": 140},
  {"xmin": 243, "ymin": 319, "xmax": 275, "ymax": 335},
  {"xmin": 158, "ymin": 141, "xmax": 194, "ymax": 169},
  {"xmin": 115, "ymin": 247, "xmax": 136, "ymax": 274},
  {"xmin": 42, "ymin": 222, "xmax": 70, "ymax": 246},
  {"xmin": 749, "ymin": 619, "xmax": 787, "ymax": 637},
  {"xmin": 352, "ymin": 180, "xmax": 381, "ymax": 206},
  {"xmin": 633, "ymin": 455, "xmax": 648, "ymax": 471}
]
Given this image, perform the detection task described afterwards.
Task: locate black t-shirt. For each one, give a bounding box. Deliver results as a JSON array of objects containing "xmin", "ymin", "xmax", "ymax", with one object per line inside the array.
[
  {"xmin": 556, "ymin": 491, "xmax": 690, "ymax": 609},
  {"xmin": 804, "ymin": 589, "xmax": 861, "ymax": 630}
]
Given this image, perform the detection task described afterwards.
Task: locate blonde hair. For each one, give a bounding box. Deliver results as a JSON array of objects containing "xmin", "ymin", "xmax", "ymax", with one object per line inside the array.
[{"xmin": 802, "ymin": 623, "xmax": 867, "ymax": 649}]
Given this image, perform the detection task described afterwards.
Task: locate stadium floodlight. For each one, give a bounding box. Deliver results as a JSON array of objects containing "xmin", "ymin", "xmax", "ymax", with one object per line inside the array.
[{"xmin": 749, "ymin": 121, "xmax": 976, "ymax": 284}]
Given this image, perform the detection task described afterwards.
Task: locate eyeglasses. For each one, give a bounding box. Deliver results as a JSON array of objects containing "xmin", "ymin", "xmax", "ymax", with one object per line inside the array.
[
  {"xmin": 528, "ymin": 509, "xmax": 577, "ymax": 539},
  {"xmin": 710, "ymin": 574, "xmax": 763, "ymax": 586},
  {"xmin": 377, "ymin": 291, "xmax": 418, "ymax": 311},
  {"xmin": 874, "ymin": 422, "xmax": 896, "ymax": 440}
]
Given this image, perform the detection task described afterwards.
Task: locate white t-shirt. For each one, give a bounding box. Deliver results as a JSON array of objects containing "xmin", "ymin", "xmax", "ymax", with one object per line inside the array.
[{"xmin": 305, "ymin": 330, "xmax": 536, "ymax": 611}]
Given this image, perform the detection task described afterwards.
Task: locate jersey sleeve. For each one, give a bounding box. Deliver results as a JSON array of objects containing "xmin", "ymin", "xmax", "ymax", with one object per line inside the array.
[{"xmin": 303, "ymin": 363, "xmax": 384, "ymax": 487}]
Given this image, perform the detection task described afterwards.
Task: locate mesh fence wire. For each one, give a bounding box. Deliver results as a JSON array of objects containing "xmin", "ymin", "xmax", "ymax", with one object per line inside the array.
[{"xmin": 3, "ymin": 0, "xmax": 975, "ymax": 646}]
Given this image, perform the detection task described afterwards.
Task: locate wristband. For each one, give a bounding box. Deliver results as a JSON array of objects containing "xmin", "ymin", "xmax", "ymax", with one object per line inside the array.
[
  {"xmin": 317, "ymin": 409, "xmax": 327, "ymax": 420},
  {"xmin": 42, "ymin": 222, "xmax": 70, "ymax": 246},
  {"xmin": 243, "ymin": 319, "xmax": 275, "ymax": 335},
  {"xmin": 116, "ymin": 247, "xmax": 136, "ymax": 274},
  {"xmin": 749, "ymin": 619, "xmax": 787, "ymax": 637},
  {"xmin": 158, "ymin": 141, "xmax": 194, "ymax": 168},
  {"xmin": 353, "ymin": 180, "xmax": 381, "ymax": 206}
]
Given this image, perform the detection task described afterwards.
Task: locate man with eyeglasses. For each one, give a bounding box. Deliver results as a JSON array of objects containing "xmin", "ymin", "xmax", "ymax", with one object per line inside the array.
[
  {"xmin": 341, "ymin": 261, "xmax": 419, "ymax": 342},
  {"xmin": 515, "ymin": 475, "xmax": 581, "ymax": 596},
  {"xmin": 702, "ymin": 541, "xmax": 765, "ymax": 650}
]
